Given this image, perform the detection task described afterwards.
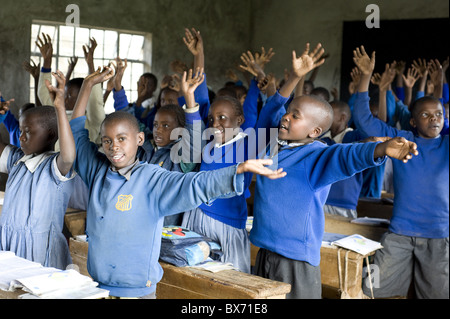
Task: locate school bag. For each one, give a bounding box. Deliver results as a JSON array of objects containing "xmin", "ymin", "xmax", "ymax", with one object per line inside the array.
[{"xmin": 159, "ymin": 226, "xmax": 223, "ymax": 267}]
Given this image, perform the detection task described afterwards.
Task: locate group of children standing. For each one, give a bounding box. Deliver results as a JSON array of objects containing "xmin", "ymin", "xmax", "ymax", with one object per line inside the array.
[{"xmin": 0, "ymin": 28, "xmax": 447, "ymax": 299}]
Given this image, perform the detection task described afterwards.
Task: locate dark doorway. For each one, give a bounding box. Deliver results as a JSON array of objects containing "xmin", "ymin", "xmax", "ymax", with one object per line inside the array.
[{"xmin": 340, "ymin": 18, "xmax": 449, "ymax": 102}]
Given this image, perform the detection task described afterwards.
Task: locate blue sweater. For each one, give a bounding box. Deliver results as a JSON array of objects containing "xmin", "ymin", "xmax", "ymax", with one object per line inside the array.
[
  {"xmin": 249, "ymin": 91, "xmax": 386, "ymax": 266},
  {"xmin": 322, "ymin": 129, "xmax": 367, "ymax": 210},
  {"xmin": 250, "ymin": 141, "xmax": 385, "ymax": 266},
  {"xmin": 353, "ymin": 91, "xmax": 449, "ymax": 238},
  {"xmin": 70, "ymin": 116, "xmax": 245, "ymax": 297}
]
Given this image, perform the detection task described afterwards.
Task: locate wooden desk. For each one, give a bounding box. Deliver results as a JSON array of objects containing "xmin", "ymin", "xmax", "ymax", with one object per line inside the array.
[{"xmin": 69, "ymin": 238, "xmax": 291, "ymax": 299}]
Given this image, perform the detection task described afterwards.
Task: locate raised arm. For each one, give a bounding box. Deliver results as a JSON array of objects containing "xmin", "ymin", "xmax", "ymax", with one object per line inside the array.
[
  {"xmin": 23, "ymin": 59, "xmax": 42, "ymax": 106},
  {"xmin": 183, "ymin": 27, "xmax": 204, "ymax": 71},
  {"xmin": 45, "ymin": 71, "xmax": 75, "ymax": 176},
  {"xmin": 72, "ymin": 66, "xmax": 114, "ymax": 120},
  {"xmin": 36, "ymin": 33, "xmax": 54, "ymax": 106},
  {"xmin": 280, "ymin": 43, "xmax": 326, "ymax": 98},
  {"xmin": 83, "ymin": 37, "xmax": 97, "ymax": 75},
  {"xmin": 402, "ymin": 66, "xmax": 420, "ymax": 107}
]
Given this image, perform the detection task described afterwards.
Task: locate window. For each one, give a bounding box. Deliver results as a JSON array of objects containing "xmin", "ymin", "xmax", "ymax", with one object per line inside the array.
[{"xmin": 30, "ymin": 20, "xmax": 152, "ymax": 113}]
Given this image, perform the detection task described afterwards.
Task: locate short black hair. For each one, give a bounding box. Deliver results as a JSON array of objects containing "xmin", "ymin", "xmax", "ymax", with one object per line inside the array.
[
  {"xmin": 410, "ymin": 96, "xmax": 442, "ymax": 118},
  {"xmin": 67, "ymin": 77, "xmax": 84, "ymax": 90},
  {"xmin": 311, "ymin": 87, "xmax": 330, "ymax": 102},
  {"xmin": 156, "ymin": 104, "xmax": 186, "ymax": 128},
  {"xmin": 21, "ymin": 105, "xmax": 58, "ymax": 140},
  {"xmin": 102, "ymin": 111, "xmax": 141, "ymax": 133},
  {"xmin": 211, "ymin": 95, "xmax": 244, "ymax": 118}
]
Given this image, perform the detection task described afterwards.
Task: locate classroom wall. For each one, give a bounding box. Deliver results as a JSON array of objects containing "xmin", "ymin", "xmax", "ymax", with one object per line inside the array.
[{"xmin": 250, "ymin": 0, "xmax": 449, "ymax": 96}]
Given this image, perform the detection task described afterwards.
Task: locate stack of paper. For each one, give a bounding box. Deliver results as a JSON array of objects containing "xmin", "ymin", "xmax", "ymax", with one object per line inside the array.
[
  {"xmin": 331, "ymin": 234, "xmax": 383, "ymax": 255},
  {"xmin": 0, "ymin": 251, "xmax": 109, "ymax": 299},
  {"xmin": 12, "ymin": 269, "xmax": 109, "ymax": 299}
]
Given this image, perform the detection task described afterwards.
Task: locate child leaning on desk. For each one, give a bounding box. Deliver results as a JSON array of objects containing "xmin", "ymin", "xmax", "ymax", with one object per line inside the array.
[
  {"xmin": 67, "ymin": 66, "xmax": 286, "ymax": 299},
  {"xmin": 248, "ymin": 44, "xmax": 419, "ymax": 299},
  {"xmin": 351, "ymin": 46, "xmax": 449, "ymax": 299},
  {"xmin": 0, "ymin": 71, "xmax": 76, "ymax": 270}
]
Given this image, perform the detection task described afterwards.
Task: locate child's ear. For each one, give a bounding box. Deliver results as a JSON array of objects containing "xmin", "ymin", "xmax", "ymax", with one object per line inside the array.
[
  {"xmin": 137, "ymin": 132, "xmax": 145, "ymax": 146},
  {"xmin": 409, "ymin": 117, "xmax": 417, "ymax": 128},
  {"xmin": 237, "ymin": 115, "xmax": 245, "ymax": 126},
  {"xmin": 308, "ymin": 126, "xmax": 323, "ymax": 138}
]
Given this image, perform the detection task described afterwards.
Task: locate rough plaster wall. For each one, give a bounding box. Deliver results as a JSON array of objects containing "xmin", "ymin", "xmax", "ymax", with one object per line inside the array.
[
  {"xmin": 0, "ymin": 0, "xmax": 252, "ymax": 146},
  {"xmin": 0, "ymin": 0, "xmax": 251, "ymax": 113},
  {"xmin": 250, "ymin": 0, "xmax": 449, "ymax": 95}
]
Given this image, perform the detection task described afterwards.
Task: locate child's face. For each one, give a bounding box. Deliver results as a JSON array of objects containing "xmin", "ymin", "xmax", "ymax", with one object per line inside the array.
[
  {"xmin": 64, "ymin": 85, "xmax": 80, "ymax": 111},
  {"xmin": 208, "ymin": 101, "xmax": 243, "ymax": 144},
  {"xmin": 279, "ymin": 98, "xmax": 323, "ymax": 143},
  {"xmin": 160, "ymin": 90, "xmax": 179, "ymax": 107},
  {"xmin": 101, "ymin": 119, "xmax": 145, "ymax": 169},
  {"xmin": 153, "ymin": 110, "xmax": 179, "ymax": 147},
  {"xmin": 19, "ymin": 113, "xmax": 54, "ymax": 155},
  {"xmin": 410, "ymin": 100, "xmax": 444, "ymax": 139}
]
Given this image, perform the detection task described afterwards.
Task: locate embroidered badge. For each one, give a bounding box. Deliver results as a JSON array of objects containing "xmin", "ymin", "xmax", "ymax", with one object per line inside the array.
[
  {"xmin": 115, "ymin": 195, "xmax": 133, "ymax": 212},
  {"xmin": 159, "ymin": 161, "xmax": 164, "ymax": 167}
]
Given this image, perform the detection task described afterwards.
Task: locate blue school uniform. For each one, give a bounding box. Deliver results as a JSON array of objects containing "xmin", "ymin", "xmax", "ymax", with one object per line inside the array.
[
  {"xmin": 0, "ymin": 146, "xmax": 75, "ymax": 269},
  {"xmin": 249, "ymin": 92, "xmax": 386, "ymax": 267},
  {"xmin": 70, "ymin": 116, "xmax": 245, "ymax": 297},
  {"xmin": 321, "ymin": 128, "xmax": 366, "ymax": 214},
  {"xmin": 353, "ymin": 91, "xmax": 449, "ymax": 238}
]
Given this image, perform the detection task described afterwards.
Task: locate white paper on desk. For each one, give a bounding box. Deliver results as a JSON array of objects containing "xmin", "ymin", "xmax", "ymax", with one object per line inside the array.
[
  {"xmin": 190, "ymin": 259, "xmax": 238, "ymax": 273},
  {"xmin": 331, "ymin": 234, "xmax": 383, "ymax": 255},
  {"xmin": 0, "ymin": 253, "xmax": 42, "ymax": 275},
  {"xmin": 3, "ymin": 266, "xmax": 58, "ymax": 291},
  {"xmin": 12, "ymin": 269, "xmax": 97, "ymax": 296},
  {"xmin": 19, "ymin": 286, "xmax": 109, "ymax": 299}
]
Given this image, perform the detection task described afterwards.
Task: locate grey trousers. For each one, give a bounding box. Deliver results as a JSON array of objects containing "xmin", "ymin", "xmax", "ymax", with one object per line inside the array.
[
  {"xmin": 254, "ymin": 248, "xmax": 322, "ymax": 299},
  {"xmin": 362, "ymin": 232, "xmax": 449, "ymax": 299}
]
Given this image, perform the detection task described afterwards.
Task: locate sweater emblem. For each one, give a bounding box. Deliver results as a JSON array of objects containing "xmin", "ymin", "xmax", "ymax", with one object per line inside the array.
[{"xmin": 115, "ymin": 194, "xmax": 134, "ymax": 212}]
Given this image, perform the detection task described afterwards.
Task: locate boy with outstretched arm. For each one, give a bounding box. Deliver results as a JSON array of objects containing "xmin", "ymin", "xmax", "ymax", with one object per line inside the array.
[
  {"xmin": 249, "ymin": 44, "xmax": 419, "ymax": 299},
  {"xmin": 68, "ymin": 66, "xmax": 286, "ymax": 298},
  {"xmin": 352, "ymin": 46, "xmax": 449, "ymax": 299}
]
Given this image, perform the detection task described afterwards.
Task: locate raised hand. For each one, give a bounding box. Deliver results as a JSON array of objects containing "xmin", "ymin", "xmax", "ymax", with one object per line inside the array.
[
  {"xmin": 236, "ymin": 159, "xmax": 287, "ymax": 180},
  {"xmin": 181, "ymin": 67, "xmax": 205, "ymax": 109},
  {"xmin": 183, "ymin": 27, "xmax": 203, "ymax": 57},
  {"xmin": 83, "ymin": 37, "xmax": 97, "ymax": 74},
  {"xmin": 402, "ymin": 67, "xmax": 420, "ymax": 88},
  {"xmin": 23, "ymin": 60, "xmax": 41, "ymax": 80},
  {"xmin": 239, "ymin": 51, "xmax": 265, "ymax": 78},
  {"xmin": 412, "ymin": 58, "xmax": 428, "ymax": 78},
  {"xmin": 113, "ymin": 57, "xmax": 127, "ymax": 91},
  {"xmin": 254, "ymin": 47, "xmax": 275, "ymax": 69},
  {"xmin": 0, "ymin": 91, "xmax": 14, "ymax": 115},
  {"xmin": 292, "ymin": 43, "xmax": 326, "ymax": 79},
  {"xmin": 378, "ymin": 62, "xmax": 397, "ymax": 91},
  {"xmin": 353, "ymin": 45, "xmax": 375, "ymax": 75},
  {"xmin": 85, "ymin": 66, "xmax": 115, "ymax": 87},
  {"xmin": 36, "ymin": 33, "xmax": 53, "ymax": 69},
  {"xmin": 428, "ymin": 59, "xmax": 443, "ymax": 87},
  {"xmin": 45, "ymin": 70, "xmax": 66, "ymax": 109},
  {"xmin": 66, "ymin": 56, "xmax": 78, "ymax": 79}
]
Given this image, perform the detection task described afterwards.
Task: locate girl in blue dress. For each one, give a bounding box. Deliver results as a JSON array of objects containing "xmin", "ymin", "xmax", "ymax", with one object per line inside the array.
[{"xmin": 0, "ymin": 71, "xmax": 76, "ymax": 269}]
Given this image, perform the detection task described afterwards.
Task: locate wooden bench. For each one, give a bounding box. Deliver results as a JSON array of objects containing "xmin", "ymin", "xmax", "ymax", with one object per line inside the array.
[{"xmin": 69, "ymin": 238, "xmax": 291, "ymax": 299}]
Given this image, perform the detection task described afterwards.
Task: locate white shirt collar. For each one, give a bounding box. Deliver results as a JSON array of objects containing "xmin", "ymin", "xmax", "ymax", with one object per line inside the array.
[
  {"xmin": 16, "ymin": 151, "xmax": 56, "ymax": 173},
  {"xmin": 321, "ymin": 127, "xmax": 353, "ymax": 144}
]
